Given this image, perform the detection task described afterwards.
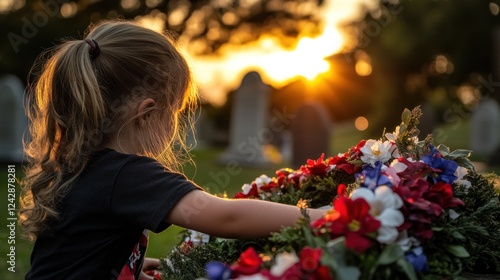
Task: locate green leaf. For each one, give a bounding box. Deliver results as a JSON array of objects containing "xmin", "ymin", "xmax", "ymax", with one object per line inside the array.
[
  {"xmin": 378, "ymin": 243, "xmax": 404, "ymax": 265},
  {"xmin": 323, "ymin": 240, "xmax": 362, "ymax": 280},
  {"xmin": 336, "ymin": 265, "xmax": 362, "ymax": 280},
  {"xmin": 445, "ymin": 245, "xmax": 470, "ymax": 258},
  {"xmin": 454, "ymin": 157, "xmax": 475, "ymax": 170},
  {"xmin": 396, "ymin": 258, "xmax": 418, "ymax": 280},
  {"xmin": 436, "ymin": 144, "xmax": 450, "ymax": 156},
  {"xmin": 302, "ymin": 226, "xmax": 317, "ymax": 247},
  {"xmin": 448, "ymin": 149, "xmax": 472, "ymax": 158},
  {"xmin": 402, "ymin": 108, "xmax": 411, "ymax": 125},
  {"xmin": 451, "ymin": 231, "xmax": 466, "ymax": 241}
]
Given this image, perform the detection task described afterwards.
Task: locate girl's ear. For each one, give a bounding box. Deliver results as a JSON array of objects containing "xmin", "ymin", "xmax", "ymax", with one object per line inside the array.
[{"xmin": 137, "ymin": 98, "xmax": 156, "ymax": 128}]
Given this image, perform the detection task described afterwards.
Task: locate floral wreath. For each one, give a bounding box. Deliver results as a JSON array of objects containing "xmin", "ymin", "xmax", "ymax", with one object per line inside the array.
[{"xmin": 162, "ymin": 107, "xmax": 500, "ymax": 280}]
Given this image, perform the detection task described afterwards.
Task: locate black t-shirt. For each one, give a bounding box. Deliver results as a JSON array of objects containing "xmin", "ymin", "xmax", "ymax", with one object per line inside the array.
[{"xmin": 26, "ymin": 149, "xmax": 202, "ymax": 280}]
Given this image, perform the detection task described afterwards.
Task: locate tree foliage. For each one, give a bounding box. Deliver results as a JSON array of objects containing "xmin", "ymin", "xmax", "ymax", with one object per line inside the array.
[
  {"xmin": 343, "ymin": 0, "xmax": 500, "ymax": 132},
  {"xmin": 1, "ymin": 0, "xmax": 323, "ymax": 80}
]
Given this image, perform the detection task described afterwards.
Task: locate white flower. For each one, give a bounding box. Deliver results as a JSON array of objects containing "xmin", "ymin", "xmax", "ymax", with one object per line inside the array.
[
  {"xmin": 455, "ymin": 179, "xmax": 472, "ymax": 191},
  {"xmin": 255, "ymin": 175, "xmax": 272, "ymax": 189},
  {"xmin": 270, "ymin": 252, "xmax": 299, "ymax": 276},
  {"xmin": 448, "ymin": 209, "xmax": 460, "ymax": 220},
  {"xmin": 360, "ymin": 140, "xmax": 393, "ymax": 166},
  {"xmin": 385, "ymin": 159, "xmax": 408, "ymax": 186},
  {"xmin": 385, "ymin": 126, "xmax": 400, "ymax": 143},
  {"xmin": 454, "ymin": 166, "xmax": 468, "ymax": 181},
  {"xmin": 186, "ymin": 230, "xmax": 210, "ymax": 246},
  {"xmin": 241, "ymin": 183, "xmax": 253, "ymax": 195},
  {"xmin": 453, "ymin": 166, "xmax": 472, "ymax": 192},
  {"xmin": 351, "ymin": 186, "xmax": 404, "ymax": 244},
  {"xmin": 390, "ymin": 144, "xmax": 400, "ymax": 158},
  {"xmin": 396, "ymin": 230, "xmax": 420, "ymax": 252}
]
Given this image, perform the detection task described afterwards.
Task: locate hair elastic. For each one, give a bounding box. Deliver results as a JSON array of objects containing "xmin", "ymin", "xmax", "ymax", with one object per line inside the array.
[{"xmin": 84, "ymin": 38, "xmax": 100, "ymax": 60}]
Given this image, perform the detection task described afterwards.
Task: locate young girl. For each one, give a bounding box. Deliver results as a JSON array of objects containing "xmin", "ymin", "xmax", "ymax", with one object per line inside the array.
[{"xmin": 20, "ymin": 20, "xmax": 326, "ymax": 280}]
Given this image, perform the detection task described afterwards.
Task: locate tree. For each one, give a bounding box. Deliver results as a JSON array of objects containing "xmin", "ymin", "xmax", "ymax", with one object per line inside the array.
[
  {"xmin": 343, "ymin": 0, "xmax": 500, "ymax": 132},
  {"xmin": 0, "ymin": 0, "xmax": 324, "ymax": 81}
]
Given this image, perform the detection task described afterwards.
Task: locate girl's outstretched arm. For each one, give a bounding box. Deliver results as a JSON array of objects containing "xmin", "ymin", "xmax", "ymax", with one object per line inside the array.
[{"xmin": 165, "ymin": 190, "xmax": 326, "ymax": 239}]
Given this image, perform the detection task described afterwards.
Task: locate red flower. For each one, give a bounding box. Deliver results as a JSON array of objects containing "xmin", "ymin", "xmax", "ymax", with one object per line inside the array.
[
  {"xmin": 260, "ymin": 180, "xmax": 280, "ymax": 192},
  {"xmin": 311, "ymin": 209, "xmax": 340, "ymax": 230},
  {"xmin": 300, "ymin": 247, "xmax": 322, "ymax": 273},
  {"xmin": 231, "ymin": 247, "xmax": 262, "ymax": 277},
  {"xmin": 424, "ymin": 181, "xmax": 465, "ymax": 209},
  {"xmin": 329, "ymin": 196, "xmax": 381, "ymax": 253},
  {"xmin": 328, "ymin": 155, "xmax": 360, "ymax": 175},
  {"xmin": 234, "ymin": 184, "xmax": 259, "ymax": 199},
  {"xmin": 337, "ymin": 183, "xmax": 347, "ymax": 196},
  {"xmin": 276, "ymin": 168, "xmax": 293, "ymax": 186},
  {"xmin": 315, "ymin": 265, "xmax": 333, "ymax": 280},
  {"xmin": 396, "ymin": 158, "xmax": 436, "ymax": 182},
  {"xmin": 300, "ymin": 153, "xmax": 329, "ymax": 177},
  {"xmin": 393, "ymin": 177, "xmax": 458, "ymax": 241},
  {"xmin": 280, "ymin": 247, "xmax": 333, "ymax": 280},
  {"xmin": 276, "ymin": 168, "xmax": 303, "ymax": 186},
  {"xmin": 353, "ymin": 139, "xmax": 367, "ymax": 156},
  {"xmin": 312, "ymin": 196, "xmax": 380, "ymax": 253}
]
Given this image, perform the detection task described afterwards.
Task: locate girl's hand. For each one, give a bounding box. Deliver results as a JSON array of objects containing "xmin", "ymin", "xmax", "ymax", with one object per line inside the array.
[{"xmin": 140, "ymin": 257, "xmax": 162, "ymax": 280}]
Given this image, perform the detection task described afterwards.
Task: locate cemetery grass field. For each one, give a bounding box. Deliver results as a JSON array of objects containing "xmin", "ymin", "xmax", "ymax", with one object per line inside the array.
[{"xmin": 0, "ymin": 120, "xmax": 498, "ymax": 278}]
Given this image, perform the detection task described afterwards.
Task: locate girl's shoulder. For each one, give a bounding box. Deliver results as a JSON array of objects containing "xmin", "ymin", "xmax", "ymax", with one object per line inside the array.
[{"xmin": 89, "ymin": 148, "xmax": 161, "ymax": 171}]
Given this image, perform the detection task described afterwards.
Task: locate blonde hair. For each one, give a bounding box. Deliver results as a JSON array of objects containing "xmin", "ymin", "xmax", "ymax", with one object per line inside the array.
[{"xmin": 20, "ymin": 20, "xmax": 198, "ymax": 240}]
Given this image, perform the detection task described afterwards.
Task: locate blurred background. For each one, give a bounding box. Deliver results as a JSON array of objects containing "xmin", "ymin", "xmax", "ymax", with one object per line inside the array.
[{"xmin": 0, "ymin": 0, "xmax": 499, "ymax": 277}]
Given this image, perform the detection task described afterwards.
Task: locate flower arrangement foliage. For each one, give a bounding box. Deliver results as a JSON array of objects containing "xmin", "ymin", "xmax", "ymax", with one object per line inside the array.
[{"xmin": 162, "ymin": 106, "xmax": 500, "ymax": 280}]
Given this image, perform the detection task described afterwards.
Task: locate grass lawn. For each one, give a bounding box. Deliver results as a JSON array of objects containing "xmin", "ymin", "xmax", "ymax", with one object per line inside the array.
[{"xmin": 1, "ymin": 119, "xmax": 498, "ymax": 279}]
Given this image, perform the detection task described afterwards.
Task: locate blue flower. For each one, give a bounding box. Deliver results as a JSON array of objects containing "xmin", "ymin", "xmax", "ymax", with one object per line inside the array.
[
  {"xmin": 421, "ymin": 146, "xmax": 458, "ymax": 184},
  {"xmin": 205, "ymin": 261, "xmax": 232, "ymax": 280},
  {"xmin": 405, "ymin": 247, "xmax": 430, "ymax": 273},
  {"xmin": 356, "ymin": 161, "xmax": 392, "ymax": 190}
]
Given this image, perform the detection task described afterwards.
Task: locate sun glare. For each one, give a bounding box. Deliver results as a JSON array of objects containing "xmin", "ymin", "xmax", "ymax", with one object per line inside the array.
[{"xmin": 137, "ymin": 0, "xmax": 364, "ymax": 105}]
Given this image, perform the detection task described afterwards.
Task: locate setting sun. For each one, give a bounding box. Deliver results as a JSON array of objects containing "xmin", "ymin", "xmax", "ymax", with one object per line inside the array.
[{"xmin": 136, "ymin": 0, "xmax": 367, "ymax": 105}]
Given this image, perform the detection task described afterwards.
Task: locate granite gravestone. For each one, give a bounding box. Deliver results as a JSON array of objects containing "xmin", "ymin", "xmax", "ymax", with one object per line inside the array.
[
  {"xmin": 470, "ymin": 99, "xmax": 500, "ymax": 157},
  {"xmin": 291, "ymin": 103, "xmax": 331, "ymax": 169},
  {"xmin": 0, "ymin": 75, "xmax": 27, "ymax": 163},
  {"xmin": 218, "ymin": 71, "xmax": 273, "ymax": 167}
]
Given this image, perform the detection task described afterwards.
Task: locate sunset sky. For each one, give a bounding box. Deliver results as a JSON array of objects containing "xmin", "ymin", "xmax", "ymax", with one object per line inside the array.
[{"xmin": 136, "ymin": 0, "xmax": 376, "ymax": 105}]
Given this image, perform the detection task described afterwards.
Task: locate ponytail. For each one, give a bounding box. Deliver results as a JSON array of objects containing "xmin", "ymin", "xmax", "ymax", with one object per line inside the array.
[
  {"xmin": 20, "ymin": 20, "xmax": 197, "ymax": 240},
  {"xmin": 20, "ymin": 39, "xmax": 106, "ymax": 240}
]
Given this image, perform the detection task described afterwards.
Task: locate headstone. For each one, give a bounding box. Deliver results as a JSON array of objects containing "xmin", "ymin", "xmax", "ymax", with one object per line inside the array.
[
  {"xmin": 291, "ymin": 103, "xmax": 331, "ymax": 169},
  {"xmin": 218, "ymin": 71, "xmax": 273, "ymax": 167},
  {"xmin": 186, "ymin": 109, "xmax": 212, "ymax": 150},
  {"xmin": 0, "ymin": 75, "xmax": 27, "ymax": 163},
  {"xmin": 418, "ymin": 103, "xmax": 437, "ymax": 137},
  {"xmin": 485, "ymin": 27, "xmax": 500, "ymax": 166},
  {"xmin": 494, "ymin": 27, "xmax": 500, "ymax": 84},
  {"xmin": 279, "ymin": 130, "xmax": 293, "ymax": 164},
  {"xmin": 470, "ymin": 99, "xmax": 500, "ymax": 157}
]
